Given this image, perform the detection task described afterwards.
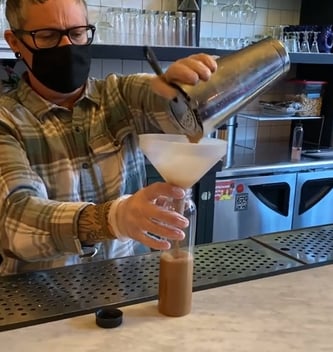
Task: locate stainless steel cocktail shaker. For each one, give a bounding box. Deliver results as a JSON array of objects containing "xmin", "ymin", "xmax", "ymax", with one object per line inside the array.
[{"xmin": 174, "ymin": 37, "xmax": 290, "ymax": 137}]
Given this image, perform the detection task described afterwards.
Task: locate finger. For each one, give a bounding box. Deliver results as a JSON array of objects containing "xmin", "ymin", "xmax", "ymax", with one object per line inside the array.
[
  {"xmin": 188, "ymin": 53, "xmax": 218, "ymax": 72},
  {"xmin": 165, "ymin": 56, "xmax": 217, "ymax": 84},
  {"xmin": 146, "ymin": 235, "xmax": 171, "ymax": 251},
  {"xmin": 148, "ymin": 217, "xmax": 186, "ymax": 240},
  {"xmin": 148, "ymin": 205, "xmax": 189, "ymax": 229},
  {"xmin": 133, "ymin": 231, "xmax": 171, "ymax": 250},
  {"xmin": 154, "ymin": 195, "xmax": 169, "ymax": 206},
  {"xmin": 143, "ymin": 182, "xmax": 186, "ymax": 201},
  {"xmin": 150, "ymin": 76, "xmax": 179, "ymax": 99}
]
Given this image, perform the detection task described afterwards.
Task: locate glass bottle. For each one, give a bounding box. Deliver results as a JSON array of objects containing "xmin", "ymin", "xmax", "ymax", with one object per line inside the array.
[
  {"xmin": 158, "ymin": 188, "xmax": 196, "ymax": 317},
  {"xmin": 291, "ymin": 122, "xmax": 304, "ymax": 161}
]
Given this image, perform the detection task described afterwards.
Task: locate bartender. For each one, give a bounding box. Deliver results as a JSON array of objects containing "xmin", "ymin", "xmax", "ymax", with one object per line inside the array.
[{"xmin": 0, "ymin": 0, "xmax": 217, "ymax": 275}]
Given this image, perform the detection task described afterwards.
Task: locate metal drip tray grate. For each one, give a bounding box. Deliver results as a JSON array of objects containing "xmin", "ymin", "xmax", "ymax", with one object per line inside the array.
[
  {"xmin": 252, "ymin": 225, "xmax": 333, "ymax": 264},
  {"xmin": 0, "ymin": 239, "xmax": 302, "ymax": 331}
]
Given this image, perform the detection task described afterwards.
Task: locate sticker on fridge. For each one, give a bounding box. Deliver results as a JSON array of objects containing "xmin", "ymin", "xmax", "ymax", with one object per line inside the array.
[{"xmin": 215, "ymin": 180, "xmax": 235, "ymax": 201}]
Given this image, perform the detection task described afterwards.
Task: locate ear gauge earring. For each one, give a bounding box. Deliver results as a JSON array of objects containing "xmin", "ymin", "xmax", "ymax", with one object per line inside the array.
[{"xmin": 14, "ymin": 52, "xmax": 22, "ymax": 59}]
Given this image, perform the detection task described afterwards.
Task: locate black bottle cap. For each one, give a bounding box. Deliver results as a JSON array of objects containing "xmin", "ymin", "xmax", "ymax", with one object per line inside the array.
[{"xmin": 95, "ymin": 307, "xmax": 123, "ymax": 329}]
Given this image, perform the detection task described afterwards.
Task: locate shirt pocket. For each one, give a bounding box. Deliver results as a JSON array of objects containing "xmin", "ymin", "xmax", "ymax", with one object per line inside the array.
[{"xmin": 89, "ymin": 134, "xmax": 122, "ymax": 156}]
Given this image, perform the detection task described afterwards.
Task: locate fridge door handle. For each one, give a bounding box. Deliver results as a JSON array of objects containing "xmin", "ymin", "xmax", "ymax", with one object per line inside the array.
[
  {"xmin": 249, "ymin": 182, "xmax": 290, "ymax": 216},
  {"xmin": 298, "ymin": 178, "xmax": 333, "ymax": 215}
]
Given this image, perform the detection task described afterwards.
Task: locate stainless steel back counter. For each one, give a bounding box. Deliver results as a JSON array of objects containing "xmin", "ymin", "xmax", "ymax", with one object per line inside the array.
[{"xmin": 219, "ymin": 143, "xmax": 333, "ymax": 178}]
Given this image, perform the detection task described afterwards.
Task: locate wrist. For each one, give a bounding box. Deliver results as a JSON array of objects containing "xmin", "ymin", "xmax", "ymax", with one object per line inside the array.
[{"xmin": 108, "ymin": 195, "xmax": 132, "ymax": 241}]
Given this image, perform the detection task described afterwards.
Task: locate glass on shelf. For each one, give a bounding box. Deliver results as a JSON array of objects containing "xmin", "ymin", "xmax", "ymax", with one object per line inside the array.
[
  {"xmin": 93, "ymin": 6, "xmax": 197, "ymax": 47},
  {"xmin": 202, "ymin": 0, "xmax": 218, "ymax": 5},
  {"xmin": 220, "ymin": 0, "xmax": 256, "ymax": 24},
  {"xmin": 310, "ymin": 31, "xmax": 320, "ymax": 53},
  {"xmin": 300, "ymin": 31, "xmax": 310, "ymax": 53}
]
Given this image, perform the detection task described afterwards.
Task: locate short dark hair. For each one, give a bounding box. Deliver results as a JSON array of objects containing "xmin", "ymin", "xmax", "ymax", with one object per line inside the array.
[{"xmin": 5, "ymin": 0, "xmax": 88, "ymax": 29}]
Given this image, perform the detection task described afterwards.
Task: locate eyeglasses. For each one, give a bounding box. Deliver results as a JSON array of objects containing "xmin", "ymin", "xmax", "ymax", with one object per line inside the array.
[{"xmin": 13, "ymin": 25, "xmax": 96, "ymax": 49}]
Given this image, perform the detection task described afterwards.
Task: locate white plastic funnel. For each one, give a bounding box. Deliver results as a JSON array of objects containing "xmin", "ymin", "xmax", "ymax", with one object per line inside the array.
[{"xmin": 139, "ymin": 134, "xmax": 227, "ymax": 189}]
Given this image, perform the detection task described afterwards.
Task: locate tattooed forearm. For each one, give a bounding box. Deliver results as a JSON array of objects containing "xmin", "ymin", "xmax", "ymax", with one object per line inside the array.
[{"xmin": 78, "ymin": 201, "xmax": 116, "ymax": 245}]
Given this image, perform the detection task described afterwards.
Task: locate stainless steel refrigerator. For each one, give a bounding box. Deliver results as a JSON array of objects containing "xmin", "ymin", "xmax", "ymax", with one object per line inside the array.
[{"xmin": 212, "ymin": 173, "xmax": 297, "ymax": 242}]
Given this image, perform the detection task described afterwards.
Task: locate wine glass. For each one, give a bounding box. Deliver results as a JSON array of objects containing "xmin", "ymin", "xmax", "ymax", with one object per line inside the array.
[
  {"xmin": 310, "ymin": 31, "xmax": 320, "ymax": 53},
  {"xmin": 241, "ymin": 0, "xmax": 257, "ymax": 24},
  {"xmin": 229, "ymin": 0, "xmax": 242, "ymax": 23},
  {"xmin": 300, "ymin": 31, "xmax": 310, "ymax": 52}
]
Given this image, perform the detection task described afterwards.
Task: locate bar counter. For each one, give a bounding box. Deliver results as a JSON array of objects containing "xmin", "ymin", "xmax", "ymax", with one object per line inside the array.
[
  {"xmin": 1, "ymin": 264, "xmax": 333, "ymax": 351},
  {"xmin": 1, "ymin": 225, "xmax": 333, "ymax": 351}
]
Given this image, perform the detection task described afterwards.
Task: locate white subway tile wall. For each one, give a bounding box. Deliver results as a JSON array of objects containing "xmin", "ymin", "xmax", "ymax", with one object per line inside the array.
[{"xmin": 201, "ymin": 0, "xmax": 301, "ymax": 45}]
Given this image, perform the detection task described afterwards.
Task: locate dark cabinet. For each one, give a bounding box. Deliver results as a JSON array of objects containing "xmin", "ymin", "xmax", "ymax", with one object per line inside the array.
[
  {"xmin": 297, "ymin": 0, "xmax": 333, "ymax": 147},
  {"xmin": 300, "ymin": 0, "xmax": 332, "ymax": 24}
]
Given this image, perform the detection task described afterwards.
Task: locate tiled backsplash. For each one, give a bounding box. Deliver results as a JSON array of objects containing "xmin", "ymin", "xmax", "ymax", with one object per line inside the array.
[{"xmin": 200, "ymin": 0, "xmax": 301, "ymax": 41}]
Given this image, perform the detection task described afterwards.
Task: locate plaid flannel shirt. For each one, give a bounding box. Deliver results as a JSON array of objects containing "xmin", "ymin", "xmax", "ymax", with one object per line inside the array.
[{"xmin": 0, "ymin": 73, "xmax": 188, "ymax": 275}]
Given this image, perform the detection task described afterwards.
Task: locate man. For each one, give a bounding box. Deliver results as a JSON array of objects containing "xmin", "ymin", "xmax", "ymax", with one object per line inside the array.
[{"xmin": 0, "ymin": 0, "xmax": 217, "ymax": 275}]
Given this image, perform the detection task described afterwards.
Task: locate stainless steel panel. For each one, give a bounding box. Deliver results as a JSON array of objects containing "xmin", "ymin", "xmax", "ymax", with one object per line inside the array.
[
  {"xmin": 292, "ymin": 169, "xmax": 333, "ymax": 229},
  {"xmin": 0, "ymin": 239, "xmax": 302, "ymax": 332},
  {"xmin": 213, "ymin": 173, "xmax": 297, "ymax": 242},
  {"xmin": 253, "ymin": 225, "xmax": 333, "ymax": 264}
]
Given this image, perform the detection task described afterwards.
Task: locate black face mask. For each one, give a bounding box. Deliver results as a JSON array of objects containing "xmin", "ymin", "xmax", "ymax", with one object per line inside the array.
[{"xmin": 20, "ymin": 43, "xmax": 91, "ymax": 93}]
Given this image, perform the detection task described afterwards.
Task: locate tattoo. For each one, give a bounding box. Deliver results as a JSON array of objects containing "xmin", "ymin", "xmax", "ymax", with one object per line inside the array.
[{"xmin": 78, "ymin": 201, "xmax": 116, "ymax": 245}]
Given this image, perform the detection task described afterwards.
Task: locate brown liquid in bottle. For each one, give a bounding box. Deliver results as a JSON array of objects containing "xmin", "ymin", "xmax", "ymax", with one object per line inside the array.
[{"xmin": 158, "ymin": 249, "xmax": 194, "ymax": 317}]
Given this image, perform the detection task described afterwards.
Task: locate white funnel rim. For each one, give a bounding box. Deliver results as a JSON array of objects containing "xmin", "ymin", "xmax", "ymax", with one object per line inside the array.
[{"xmin": 139, "ymin": 133, "xmax": 227, "ymax": 149}]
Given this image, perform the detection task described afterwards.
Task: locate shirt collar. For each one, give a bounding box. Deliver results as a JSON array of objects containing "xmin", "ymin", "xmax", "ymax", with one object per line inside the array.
[{"xmin": 16, "ymin": 75, "xmax": 101, "ymax": 122}]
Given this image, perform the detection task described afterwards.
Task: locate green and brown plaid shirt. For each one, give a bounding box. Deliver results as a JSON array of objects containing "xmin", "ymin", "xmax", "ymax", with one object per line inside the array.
[{"xmin": 0, "ymin": 73, "xmax": 189, "ymax": 275}]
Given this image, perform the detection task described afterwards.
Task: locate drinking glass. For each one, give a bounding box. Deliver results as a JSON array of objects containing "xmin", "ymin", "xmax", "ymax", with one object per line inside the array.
[
  {"xmin": 95, "ymin": 8, "xmax": 111, "ymax": 44},
  {"xmin": 123, "ymin": 8, "xmax": 141, "ymax": 45},
  {"xmin": 142, "ymin": 9, "xmax": 157, "ymax": 45},
  {"xmin": 156, "ymin": 11, "xmax": 170, "ymax": 46},
  {"xmin": 106, "ymin": 7, "xmax": 124, "ymax": 44}
]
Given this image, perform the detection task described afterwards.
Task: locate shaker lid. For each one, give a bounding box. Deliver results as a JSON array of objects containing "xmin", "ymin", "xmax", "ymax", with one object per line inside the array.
[{"xmin": 95, "ymin": 307, "xmax": 123, "ymax": 329}]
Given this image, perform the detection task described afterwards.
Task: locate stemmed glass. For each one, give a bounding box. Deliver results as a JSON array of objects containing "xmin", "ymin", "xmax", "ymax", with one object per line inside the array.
[
  {"xmin": 300, "ymin": 31, "xmax": 310, "ymax": 52},
  {"xmin": 221, "ymin": 0, "xmax": 257, "ymax": 24},
  {"xmin": 241, "ymin": 0, "xmax": 257, "ymax": 24},
  {"xmin": 295, "ymin": 31, "xmax": 301, "ymax": 52},
  {"xmin": 310, "ymin": 31, "xmax": 320, "ymax": 53},
  {"xmin": 220, "ymin": 1, "xmax": 233, "ymax": 22},
  {"xmin": 228, "ymin": 0, "xmax": 242, "ymax": 23}
]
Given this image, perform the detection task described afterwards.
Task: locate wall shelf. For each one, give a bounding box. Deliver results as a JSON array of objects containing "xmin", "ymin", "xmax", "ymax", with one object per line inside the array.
[
  {"xmin": 91, "ymin": 45, "xmax": 333, "ymax": 65},
  {"xmin": 2, "ymin": 42, "xmax": 333, "ymax": 64},
  {"xmin": 238, "ymin": 112, "xmax": 324, "ymax": 121}
]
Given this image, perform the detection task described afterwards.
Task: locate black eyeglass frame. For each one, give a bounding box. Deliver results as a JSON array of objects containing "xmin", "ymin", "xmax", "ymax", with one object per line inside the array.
[{"xmin": 13, "ymin": 24, "xmax": 96, "ymax": 49}]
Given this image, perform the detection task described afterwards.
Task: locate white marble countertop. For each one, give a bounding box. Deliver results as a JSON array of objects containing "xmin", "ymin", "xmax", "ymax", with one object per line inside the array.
[{"xmin": 1, "ymin": 265, "xmax": 333, "ymax": 352}]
